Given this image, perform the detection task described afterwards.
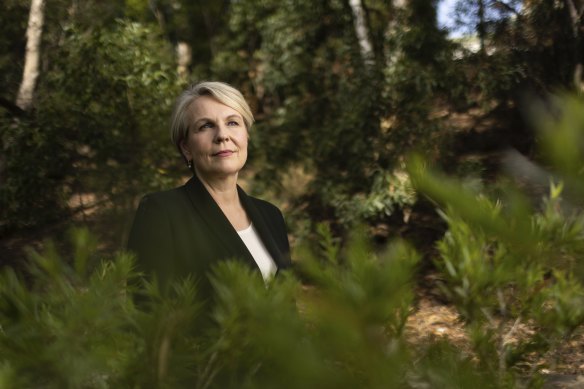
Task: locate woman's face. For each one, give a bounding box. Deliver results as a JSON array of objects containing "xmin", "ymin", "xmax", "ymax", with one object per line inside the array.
[{"xmin": 180, "ymin": 96, "xmax": 248, "ymax": 181}]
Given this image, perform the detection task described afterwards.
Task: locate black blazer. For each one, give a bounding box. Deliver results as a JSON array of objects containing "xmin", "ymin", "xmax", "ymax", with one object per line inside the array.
[{"xmin": 127, "ymin": 175, "xmax": 291, "ymax": 299}]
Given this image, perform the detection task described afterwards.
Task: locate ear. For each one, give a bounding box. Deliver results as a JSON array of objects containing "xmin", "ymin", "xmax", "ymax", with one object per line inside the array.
[{"xmin": 179, "ymin": 139, "xmax": 191, "ymax": 161}]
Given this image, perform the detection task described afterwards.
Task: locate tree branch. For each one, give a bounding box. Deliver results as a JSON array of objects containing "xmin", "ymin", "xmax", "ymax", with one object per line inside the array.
[
  {"xmin": 492, "ymin": 0, "xmax": 521, "ymax": 17},
  {"xmin": 564, "ymin": 0, "xmax": 583, "ymax": 37}
]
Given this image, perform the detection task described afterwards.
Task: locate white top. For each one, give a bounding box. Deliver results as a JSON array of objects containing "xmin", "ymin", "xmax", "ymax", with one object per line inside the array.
[{"xmin": 237, "ymin": 223, "xmax": 278, "ymax": 281}]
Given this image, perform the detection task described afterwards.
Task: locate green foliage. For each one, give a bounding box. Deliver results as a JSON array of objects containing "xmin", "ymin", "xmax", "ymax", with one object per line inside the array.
[
  {"xmin": 326, "ymin": 168, "xmax": 416, "ymax": 225},
  {"xmin": 207, "ymin": 0, "xmax": 457, "ymax": 227},
  {"xmin": 408, "ymin": 96, "xmax": 584, "ymax": 384},
  {"xmin": 411, "ymin": 340, "xmax": 498, "ymax": 389},
  {"xmin": 38, "ymin": 20, "xmax": 180, "ymax": 192},
  {"xmin": 0, "ymin": 225, "xmax": 508, "ymax": 388},
  {"xmin": 203, "ymin": 262, "xmax": 316, "ymax": 388},
  {"xmin": 4, "ymin": 3, "xmax": 584, "ymax": 385},
  {"xmin": 7, "ymin": 0, "xmax": 565, "ymax": 233},
  {"xmin": 0, "ymin": 227, "xmax": 208, "ymax": 388},
  {"xmin": 297, "ymin": 224, "xmax": 420, "ymax": 336},
  {"xmin": 384, "ymin": 0, "xmax": 458, "ymax": 153},
  {"xmin": 3, "ymin": 0, "xmax": 582, "ymax": 235},
  {"xmin": 1, "ymin": 20, "xmax": 180, "ymax": 232},
  {"xmin": 450, "ymin": 0, "xmax": 582, "ymax": 99},
  {"xmin": 536, "ymin": 96, "xmax": 584, "ymax": 196},
  {"xmin": 0, "ymin": 228, "xmax": 138, "ymax": 387}
]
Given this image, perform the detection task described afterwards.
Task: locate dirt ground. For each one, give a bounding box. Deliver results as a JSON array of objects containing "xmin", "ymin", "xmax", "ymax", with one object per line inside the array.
[{"xmin": 406, "ymin": 275, "xmax": 584, "ymax": 388}]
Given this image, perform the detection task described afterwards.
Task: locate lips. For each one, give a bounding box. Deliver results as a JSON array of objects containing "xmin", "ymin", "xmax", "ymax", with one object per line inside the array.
[{"xmin": 212, "ymin": 150, "xmax": 235, "ymax": 157}]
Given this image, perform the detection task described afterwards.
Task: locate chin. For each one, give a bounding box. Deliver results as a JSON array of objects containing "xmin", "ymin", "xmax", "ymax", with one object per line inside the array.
[{"xmin": 204, "ymin": 167, "xmax": 244, "ymax": 179}]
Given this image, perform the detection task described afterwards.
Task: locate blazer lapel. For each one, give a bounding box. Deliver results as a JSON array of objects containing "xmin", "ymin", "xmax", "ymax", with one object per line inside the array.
[
  {"xmin": 238, "ymin": 186, "xmax": 286, "ymax": 271},
  {"xmin": 183, "ymin": 175, "xmax": 259, "ymax": 271}
]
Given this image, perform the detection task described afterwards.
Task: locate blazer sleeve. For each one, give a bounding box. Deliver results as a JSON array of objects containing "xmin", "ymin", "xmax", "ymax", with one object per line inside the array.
[
  {"xmin": 274, "ymin": 207, "xmax": 291, "ymax": 266},
  {"xmin": 127, "ymin": 194, "xmax": 176, "ymax": 292}
]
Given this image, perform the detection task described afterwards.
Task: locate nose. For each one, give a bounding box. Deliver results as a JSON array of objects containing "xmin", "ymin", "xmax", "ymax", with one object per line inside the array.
[{"xmin": 214, "ymin": 123, "xmax": 229, "ymax": 143}]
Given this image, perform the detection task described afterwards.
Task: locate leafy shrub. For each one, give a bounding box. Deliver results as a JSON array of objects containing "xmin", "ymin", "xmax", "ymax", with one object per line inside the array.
[
  {"xmin": 0, "ymin": 225, "xmax": 497, "ymax": 388},
  {"xmin": 326, "ymin": 168, "xmax": 416, "ymax": 225},
  {"xmin": 408, "ymin": 95, "xmax": 584, "ymax": 385},
  {"xmin": 0, "ymin": 21, "xmax": 180, "ymax": 233}
]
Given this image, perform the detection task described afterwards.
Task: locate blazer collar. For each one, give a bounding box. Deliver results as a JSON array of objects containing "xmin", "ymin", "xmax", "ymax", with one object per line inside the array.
[
  {"xmin": 183, "ymin": 175, "xmax": 284, "ymax": 271},
  {"xmin": 183, "ymin": 175, "xmax": 257, "ymax": 271},
  {"xmin": 237, "ymin": 186, "xmax": 287, "ymax": 270}
]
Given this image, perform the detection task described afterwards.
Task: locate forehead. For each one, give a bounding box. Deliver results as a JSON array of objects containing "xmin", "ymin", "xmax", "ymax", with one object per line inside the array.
[{"xmin": 187, "ymin": 95, "xmax": 242, "ymax": 121}]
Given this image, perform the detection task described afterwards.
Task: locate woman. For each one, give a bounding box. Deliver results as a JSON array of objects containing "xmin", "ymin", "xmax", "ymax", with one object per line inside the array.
[{"xmin": 127, "ymin": 81, "xmax": 291, "ymax": 299}]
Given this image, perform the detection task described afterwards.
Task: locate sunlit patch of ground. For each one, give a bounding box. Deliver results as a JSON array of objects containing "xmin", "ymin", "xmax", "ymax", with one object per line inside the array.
[{"xmin": 405, "ymin": 288, "xmax": 584, "ymax": 387}]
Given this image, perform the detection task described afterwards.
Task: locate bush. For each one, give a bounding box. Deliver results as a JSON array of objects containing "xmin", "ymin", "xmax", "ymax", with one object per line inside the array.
[
  {"xmin": 408, "ymin": 95, "xmax": 584, "ymax": 385},
  {"xmin": 0, "ymin": 225, "xmax": 500, "ymax": 388},
  {"xmin": 0, "ymin": 21, "xmax": 180, "ymax": 233},
  {"xmin": 325, "ymin": 168, "xmax": 416, "ymax": 226}
]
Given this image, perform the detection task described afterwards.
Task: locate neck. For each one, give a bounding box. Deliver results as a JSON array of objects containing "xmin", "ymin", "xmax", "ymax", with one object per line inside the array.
[
  {"xmin": 195, "ymin": 171, "xmax": 250, "ymax": 231},
  {"xmin": 196, "ymin": 171, "xmax": 240, "ymax": 207}
]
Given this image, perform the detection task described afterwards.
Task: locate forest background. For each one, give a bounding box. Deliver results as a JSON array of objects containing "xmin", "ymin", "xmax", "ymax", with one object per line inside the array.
[{"xmin": 2, "ymin": 0, "xmax": 584, "ymax": 387}]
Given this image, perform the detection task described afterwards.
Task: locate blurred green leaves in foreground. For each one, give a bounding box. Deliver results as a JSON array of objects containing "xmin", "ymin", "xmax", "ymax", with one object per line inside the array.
[
  {"xmin": 0, "ymin": 226, "xmax": 492, "ymax": 388},
  {"xmin": 2, "ymin": 96, "xmax": 584, "ymax": 388}
]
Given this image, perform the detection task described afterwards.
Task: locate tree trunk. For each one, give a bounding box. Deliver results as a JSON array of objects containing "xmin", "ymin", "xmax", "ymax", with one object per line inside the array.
[
  {"xmin": 348, "ymin": 0, "xmax": 374, "ymax": 67},
  {"xmin": 16, "ymin": 0, "xmax": 46, "ymax": 111},
  {"xmin": 564, "ymin": 0, "xmax": 584, "ymax": 91},
  {"xmin": 393, "ymin": 0, "xmax": 407, "ymax": 9},
  {"xmin": 477, "ymin": 0, "xmax": 487, "ymax": 55},
  {"xmin": 176, "ymin": 42, "xmax": 192, "ymax": 80},
  {"xmin": 384, "ymin": 0, "xmax": 408, "ymax": 68}
]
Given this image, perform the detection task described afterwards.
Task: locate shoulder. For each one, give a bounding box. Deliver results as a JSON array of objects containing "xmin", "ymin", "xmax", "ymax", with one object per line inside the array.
[
  {"xmin": 128, "ymin": 185, "xmax": 191, "ymax": 248},
  {"xmin": 249, "ymin": 196, "xmax": 281, "ymax": 212},
  {"xmin": 130, "ymin": 186, "xmax": 193, "ymax": 232},
  {"xmin": 238, "ymin": 184, "xmax": 285, "ymax": 223},
  {"xmin": 246, "ymin": 195, "xmax": 288, "ymax": 233},
  {"xmin": 247, "ymin": 195, "xmax": 284, "ymax": 217},
  {"xmin": 136, "ymin": 186, "xmax": 189, "ymax": 210},
  {"xmin": 140, "ymin": 186, "xmax": 185, "ymax": 203}
]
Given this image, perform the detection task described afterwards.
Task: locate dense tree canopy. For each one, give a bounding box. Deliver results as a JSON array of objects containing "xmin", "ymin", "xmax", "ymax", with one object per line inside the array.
[{"xmin": 1, "ymin": 0, "xmax": 583, "ymax": 234}]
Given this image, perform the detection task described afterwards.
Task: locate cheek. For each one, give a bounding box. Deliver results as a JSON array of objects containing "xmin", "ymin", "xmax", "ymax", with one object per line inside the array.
[
  {"xmin": 241, "ymin": 130, "xmax": 250, "ymax": 147},
  {"xmin": 190, "ymin": 137, "xmax": 209, "ymax": 154},
  {"xmin": 241, "ymin": 139, "xmax": 249, "ymax": 154}
]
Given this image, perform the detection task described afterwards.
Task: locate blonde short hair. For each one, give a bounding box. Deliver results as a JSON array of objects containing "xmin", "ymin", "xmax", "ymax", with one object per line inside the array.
[{"xmin": 170, "ymin": 81, "xmax": 254, "ymax": 157}]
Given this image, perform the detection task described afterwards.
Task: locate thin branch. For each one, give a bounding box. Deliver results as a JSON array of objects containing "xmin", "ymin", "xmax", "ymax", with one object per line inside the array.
[
  {"xmin": 565, "ymin": 0, "xmax": 582, "ymax": 37},
  {"xmin": 492, "ymin": 0, "xmax": 521, "ymax": 17},
  {"xmin": 503, "ymin": 316, "xmax": 522, "ymax": 344},
  {"xmin": 197, "ymin": 351, "xmax": 220, "ymax": 389},
  {"xmin": 149, "ymin": 0, "xmax": 167, "ymax": 38},
  {"xmin": 566, "ymin": 0, "xmax": 578, "ymax": 22},
  {"xmin": 566, "ymin": 0, "xmax": 584, "ymax": 19}
]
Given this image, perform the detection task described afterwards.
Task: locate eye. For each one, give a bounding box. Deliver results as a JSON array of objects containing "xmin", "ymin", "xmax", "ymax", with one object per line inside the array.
[
  {"xmin": 227, "ymin": 120, "xmax": 240, "ymax": 126},
  {"xmin": 198, "ymin": 122, "xmax": 214, "ymax": 131}
]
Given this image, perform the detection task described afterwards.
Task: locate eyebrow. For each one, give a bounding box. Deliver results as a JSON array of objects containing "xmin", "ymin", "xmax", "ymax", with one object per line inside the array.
[{"xmin": 193, "ymin": 114, "xmax": 243, "ymax": 126}]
